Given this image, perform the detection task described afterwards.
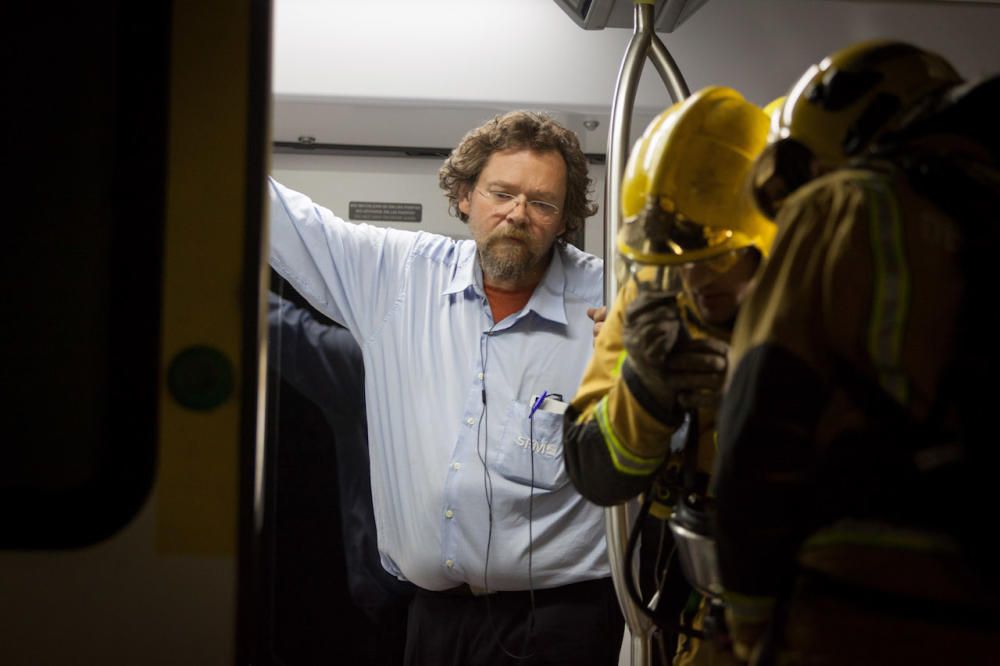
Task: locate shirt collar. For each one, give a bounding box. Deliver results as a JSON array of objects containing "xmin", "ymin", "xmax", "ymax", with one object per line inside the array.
[
  {"xmin": 524, "ymin": 246, "xmax": 569, "ymax": 325},
  {"xmin": 442, "ymin": 241, "xmax": 480, "ymax": 296},
  {"xmin": 442, "ymin": 242, "xmax": 569, "ymax": 326}
]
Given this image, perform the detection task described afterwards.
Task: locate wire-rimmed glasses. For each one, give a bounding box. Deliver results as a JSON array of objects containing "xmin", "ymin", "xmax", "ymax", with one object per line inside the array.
[{"xmin": 475, "ymin": 188, "xmax": 561, "ymax": 220}]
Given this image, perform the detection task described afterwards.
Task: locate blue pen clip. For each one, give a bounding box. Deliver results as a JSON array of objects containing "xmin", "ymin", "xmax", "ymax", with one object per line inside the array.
[{"xmin": 529, "ymin": 391, "xmax": 549, "ymax": 419}]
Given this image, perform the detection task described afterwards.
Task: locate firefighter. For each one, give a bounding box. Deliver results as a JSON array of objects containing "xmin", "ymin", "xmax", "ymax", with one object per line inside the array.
[
  {"xmin": 714, "ymin": 40, "xmax": 1000, "ymax": 665},
  {"xmin": 563, "ymin": 85, "xmax": 776, "ymax": 664}
]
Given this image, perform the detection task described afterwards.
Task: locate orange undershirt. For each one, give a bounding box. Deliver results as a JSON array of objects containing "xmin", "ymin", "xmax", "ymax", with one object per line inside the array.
[{"xmin": 483, "ymin": 282, "xmax": 536, "ymax": 323}]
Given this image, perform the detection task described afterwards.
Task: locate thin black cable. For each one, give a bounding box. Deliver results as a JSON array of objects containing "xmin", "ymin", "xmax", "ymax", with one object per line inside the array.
[
  {"xmin": 476, "ymin": 323, "xmax": 537, "ymax": 660},
  {"xmin": 624, "ymin": 490, "xmax": 660, "ymax": 624},
  {"xmin": 653, "ymin": 514, "xmax": 678, "ymax": 598},
  {"xmin": 653, "ymin": 515, "xmax": 669, "ymax": 581},
  {"xmin": 618, "ymin": 404, "xmax": 720, "ymax": 654},
  {"xmin": 623, "ymin": 491, "xmax": 705, "ymax": 641},
  {"xmin": 523, "ymin": 414, "xmax": 537, "ymax": 657},
  {"xmin": 476, "ymin": 325, "xmax": 496, "ymax": 597},
  {"xmin": 524, "ymin": 392, "xmax": 559, "ymax": 641}
]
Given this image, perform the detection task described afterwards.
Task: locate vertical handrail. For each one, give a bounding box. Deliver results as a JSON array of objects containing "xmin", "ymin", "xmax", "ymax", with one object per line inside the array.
[
  {"xmin": 602, "ymin": 3, "xmax": 689, "ymax": 666},
  {"xmin": 603, "ymin": 3, "xmax": 652, "ymax": 305},
  {"xmin": 603, "ymin": 7, "xmax": 654, "ymax": 666}
]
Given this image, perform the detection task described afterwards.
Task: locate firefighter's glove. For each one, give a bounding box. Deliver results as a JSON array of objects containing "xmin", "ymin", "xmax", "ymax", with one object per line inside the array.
[{"xmin": 622, "ymin": 293, "xmax": 728, "ymax": 418}]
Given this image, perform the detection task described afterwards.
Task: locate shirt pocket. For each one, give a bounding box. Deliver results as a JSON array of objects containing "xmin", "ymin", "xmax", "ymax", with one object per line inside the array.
[{"xmin": 493, "ymin": 400, "xmax": 569, "ymax": 491}]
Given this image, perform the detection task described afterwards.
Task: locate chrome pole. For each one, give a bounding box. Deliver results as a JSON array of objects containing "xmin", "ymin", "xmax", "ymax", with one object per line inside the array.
[
  {"xmin": 648, "ymin": 32, "xmax": 690, "ymax": 101},
  {"xmin": 602, "ymin": 3, "xmax": 690, "ymax": 666},
  {"xmin": 604, "ymin": 4, "xmax": 650, "ymax": 305}
]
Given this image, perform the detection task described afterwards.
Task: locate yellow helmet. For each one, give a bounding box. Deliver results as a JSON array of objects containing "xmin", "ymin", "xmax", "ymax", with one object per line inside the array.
[
  {"xmin": 618, "ymin": 86, "xmax": 775, "ymax": 271},
  {"xmin": 754, "ymin": 40, "xmax": 962, "ymax": 218},
  {"xmin": 763, "ymin": 96, "xmax": 786, "ymax": 121}
]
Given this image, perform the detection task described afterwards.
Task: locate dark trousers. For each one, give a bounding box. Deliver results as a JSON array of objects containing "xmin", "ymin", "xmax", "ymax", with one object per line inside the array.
[
  {"xmin": 361, "ymin": 594, "xmax": 411, "ymax": 666},
  {"xmin": 404, "ymin": 578, "xmax": 625, "ymax": 666}
]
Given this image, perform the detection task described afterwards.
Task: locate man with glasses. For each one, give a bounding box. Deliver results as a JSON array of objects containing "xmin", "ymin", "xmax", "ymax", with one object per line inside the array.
[{"xmin": 268, "ymin": 111, "xmax": 622, "ymax": 665}]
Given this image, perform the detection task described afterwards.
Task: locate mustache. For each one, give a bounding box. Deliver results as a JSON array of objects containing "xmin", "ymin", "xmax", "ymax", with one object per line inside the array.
[{"xmin": 486, "ymin": 227, "xmax": 531, "ymax": 244}]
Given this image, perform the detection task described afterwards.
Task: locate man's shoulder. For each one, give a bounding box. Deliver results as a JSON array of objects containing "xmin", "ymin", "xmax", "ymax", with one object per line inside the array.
[
  {"xmin": 411, "ymin": 231, "xmax": 473, "ymax": 267},
  {"xmin": 558, "ymin": 243, "xmax": 604, "ymax": 306}
]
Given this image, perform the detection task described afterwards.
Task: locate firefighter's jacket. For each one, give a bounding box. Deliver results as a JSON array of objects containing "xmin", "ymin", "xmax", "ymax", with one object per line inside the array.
[
  {"xmin": 563, "ymin": 274, "xmax": 740, "ymax": 666},
  {"xmin": 714, "ymin": 158, "xmax": 1000, "ymax": 642},
  {"xmin": 564, "ymin": 276, "xmax": 722, "ymax": 507}
]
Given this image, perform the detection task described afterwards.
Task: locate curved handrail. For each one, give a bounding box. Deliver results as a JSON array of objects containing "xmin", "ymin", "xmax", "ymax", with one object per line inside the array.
[
  {"xmin": 603, "ymin": 4, "xmax": 652, "ymax": 305},
  {"xmin": 602, "ymin": 3, "xmax": 690, "ymax": 665}
]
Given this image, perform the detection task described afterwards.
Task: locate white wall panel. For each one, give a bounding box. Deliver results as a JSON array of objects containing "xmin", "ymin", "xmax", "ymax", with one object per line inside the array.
[
  {"xmin": 273, "ymin": 0, "xmax": 1000, "ymax": 152},
  {"xmin": 272, "ymin": 152, "xmax": 607, "ymax": 259}
]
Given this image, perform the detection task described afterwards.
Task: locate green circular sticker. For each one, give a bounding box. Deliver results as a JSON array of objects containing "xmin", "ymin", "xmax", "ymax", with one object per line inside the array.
[{"xmin": 167, "ymin": 346, "xmax": 235, "ymax": 410}]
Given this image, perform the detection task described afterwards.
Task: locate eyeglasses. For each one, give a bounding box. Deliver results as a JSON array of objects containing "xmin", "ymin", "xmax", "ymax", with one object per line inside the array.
[{"xmin": 475, "ymin": 188, "xmax": 561, "ymax": 220}]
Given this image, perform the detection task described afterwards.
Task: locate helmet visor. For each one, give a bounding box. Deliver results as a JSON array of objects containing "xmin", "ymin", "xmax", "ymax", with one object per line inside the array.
[
  {"xmin": 622, "ymin": 247, "xmax": 754, "ymax": 296},
  {"xmin": 618, "ymin": 199, "xmax": 738, "ymax": 266}
]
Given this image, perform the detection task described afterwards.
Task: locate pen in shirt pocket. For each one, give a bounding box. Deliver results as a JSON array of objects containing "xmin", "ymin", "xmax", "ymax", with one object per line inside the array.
[{"xmin": 529, "ymin": 391, "xmax": 567, "ymax": 418}]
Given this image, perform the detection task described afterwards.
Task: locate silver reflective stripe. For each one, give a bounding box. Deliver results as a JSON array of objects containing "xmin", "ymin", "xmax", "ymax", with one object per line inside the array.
[{"xmin": 865, "ymin": 180, "xmax": 910, "ymax": 405}]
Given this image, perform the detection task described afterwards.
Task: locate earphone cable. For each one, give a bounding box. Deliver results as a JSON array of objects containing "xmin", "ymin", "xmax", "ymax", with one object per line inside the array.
[{"xmin": 477, "ymin": 322, "xmax": 537, "ymax": 660}]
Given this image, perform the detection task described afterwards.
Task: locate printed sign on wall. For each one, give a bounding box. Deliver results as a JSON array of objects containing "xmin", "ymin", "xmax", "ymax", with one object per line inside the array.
[{"xmin": 349, "ymin": 201, "xmax": 422, "ymax": 222}]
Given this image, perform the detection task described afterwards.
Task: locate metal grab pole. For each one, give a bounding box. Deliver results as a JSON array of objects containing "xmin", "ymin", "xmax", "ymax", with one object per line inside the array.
[
  {"xmin": 603, "ymin": 8, "xmax": 655, "ymax": 665},
  {"xmin": 603, "ymin": 2, "xmax": 652, "ymax": 305},
  {"xmin": 648, "ymin": 32, "xmax": 690, "ymax": 102},
  {"xmin": 602, "ymin": 3, "xmax": 690, "ymax": 666}
]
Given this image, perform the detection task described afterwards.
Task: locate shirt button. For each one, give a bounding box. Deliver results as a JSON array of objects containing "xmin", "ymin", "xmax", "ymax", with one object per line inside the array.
[
  {"xmin": 452, "ymin": 462, "xmax": 461, "ymax": 471},
  {"xmin": 466, "ymin": 417, "xmax": 475, "ymax": 426},
  {"xmin": 478, "ymin": 372, "xmax": 484, "ymax": 380},
  {"xmin": 445, "ymin": 509, "xmax": 454, "ymax": 519},
  {"xmin": 446, "ymin": 559, "xmax": 454, "ymax": 568}
]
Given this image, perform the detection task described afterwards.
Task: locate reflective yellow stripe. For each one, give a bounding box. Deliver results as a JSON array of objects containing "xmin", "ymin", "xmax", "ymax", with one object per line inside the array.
[
  {"xmin": 723, "ymin": 591, "xmax": 777, "ymax": 622},
  {"xmin": 613, "ymin": 350, "xmax": 627, "ymax": 376},
  {"xmin": 595, "ymin": 396, "xmax": 663, "ymax": 476},
  {"xmin": 804, "ymin": 526, "xmax": 959, "ymax": 555},
  {"xmin": 865, "ymin": 180, "xmax": 910, "ymax": 405}
]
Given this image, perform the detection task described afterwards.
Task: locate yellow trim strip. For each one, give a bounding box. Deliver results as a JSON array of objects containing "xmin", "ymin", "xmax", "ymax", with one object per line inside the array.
[
  {"xmin": 804, "ymin": 527, "xmax": 959, "ymax": 554},
  {"xmin": 613, "ymin": 350, "xmax": 627, "ymax": 377},
  {"xmin": 723, "ymin": 591, "xmax": 777, "ymax": 621},
  {"xmin": 595, "ymin": 396, "xmax": 663, "ymax": 476},
  {"xmin": 865, "ymin": 180, "xmax": 910, "ymax": 405}
]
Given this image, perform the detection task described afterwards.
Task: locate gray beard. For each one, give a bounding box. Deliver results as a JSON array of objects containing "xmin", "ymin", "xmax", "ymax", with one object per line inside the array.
[{"xmin": 478, "ymin": 237, "xmax": 534, "ymax": 283}]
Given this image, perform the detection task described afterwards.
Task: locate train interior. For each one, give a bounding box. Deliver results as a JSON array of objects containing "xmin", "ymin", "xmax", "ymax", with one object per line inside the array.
[{"xmin": 2, "ymin": 1, "xmax": 999, "ymax": 664}]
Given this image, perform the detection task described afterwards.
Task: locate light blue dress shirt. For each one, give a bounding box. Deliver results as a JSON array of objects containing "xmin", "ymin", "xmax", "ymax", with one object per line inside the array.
[{"xmin": 268, "ymin": 178, "xmax": 609, "ymax": 591}]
